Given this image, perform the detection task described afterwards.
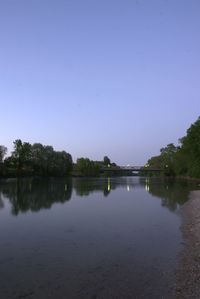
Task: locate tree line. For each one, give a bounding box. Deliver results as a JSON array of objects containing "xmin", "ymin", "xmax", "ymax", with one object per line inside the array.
[
  {"xmin": 0, "ymin": 140, "xmax": 114, "ymax": 177},
  {"xmin": 146, "ymin": 117, "xmax": 200, "ymax": 178},
  {"xmin": 2, "ymin": 117, "xmax": 199, "ymax": 179}
]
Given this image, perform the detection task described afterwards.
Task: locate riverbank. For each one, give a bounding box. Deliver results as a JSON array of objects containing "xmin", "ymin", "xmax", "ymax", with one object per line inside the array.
[{"xmin": 175, "ymin": 190, "xmax": 200, "ymax": 298}]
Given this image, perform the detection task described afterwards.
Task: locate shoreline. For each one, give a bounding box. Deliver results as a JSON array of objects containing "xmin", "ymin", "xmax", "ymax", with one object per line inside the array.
[{"xmin": 175, "ymin": 190, "xmax": 200, "ymax": 298}]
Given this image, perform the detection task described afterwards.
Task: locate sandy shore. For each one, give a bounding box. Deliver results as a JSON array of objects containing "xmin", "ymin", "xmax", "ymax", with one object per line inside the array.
[{"xmin": 174, "ymin": 190, "xmax": 200, "ymax": 298}]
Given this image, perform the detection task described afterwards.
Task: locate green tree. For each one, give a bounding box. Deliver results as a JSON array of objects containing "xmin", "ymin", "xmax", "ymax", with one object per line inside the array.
[
  {"xmin": 180, "ymin": 117, "xmax": 200, "ymax": 177},
  {"xmin": 147, "ymin": 143, "xmax": 178, "ymax": 176},
  {"xmin": 31, "ymin": 143, "xmax": 45, "ymax": 174},
  {"xmin": 76, "ymin": 158, "xmax": 100, "ymax": 176},
  {"xmin": 12, "ymin": 139, "xmax": 32, "ymax": 174},
  {"xmin": 47, "ymin": 150, "xmax": 72, "ymax": 176},
  {"xmin": 160, "ymin": 143, "xmax": 178, "ymax": 175},
  {"xmin": 31, "ymin": 143, "xmax": 72, "ymax": 176},
  {"xmin": 146, "ymin": 117, "xmax": 200, "ymax": 178}
]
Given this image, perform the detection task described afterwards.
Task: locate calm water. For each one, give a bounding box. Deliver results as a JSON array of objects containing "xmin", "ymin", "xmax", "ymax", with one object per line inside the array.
[{"xmin": 0, "ymin": 177, "xmax": 198, "ymax": 299}]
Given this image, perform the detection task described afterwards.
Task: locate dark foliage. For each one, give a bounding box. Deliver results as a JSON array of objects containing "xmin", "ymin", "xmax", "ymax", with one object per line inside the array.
[
  {"xmin": 146, "ymin": 117, "xmax": 200, "ymax": 178},
  {"xmin": 1, "ymin": 140, "xmax": 73, "ymax": 177}
]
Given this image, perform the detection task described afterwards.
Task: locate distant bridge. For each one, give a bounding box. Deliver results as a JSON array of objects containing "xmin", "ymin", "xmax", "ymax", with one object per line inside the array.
[
  {"xmin": 101, "ymin": 166, "xmax": 161, "ymax": 172},
  {"xmin": 120, "ymin": 166, "xmax": 144, "ymax": 171}
]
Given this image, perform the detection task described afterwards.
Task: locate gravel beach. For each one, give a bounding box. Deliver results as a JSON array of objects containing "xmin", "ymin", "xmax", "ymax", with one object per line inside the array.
[{"xmin": 174, "ymin": 190, "xmax": 200, "ymax": 298}]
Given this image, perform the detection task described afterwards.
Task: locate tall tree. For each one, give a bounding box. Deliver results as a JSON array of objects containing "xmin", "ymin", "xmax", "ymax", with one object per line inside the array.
[
  {"xmin": 12, "ymin": 139, "xmax": 32, "ymax": 173},
  {"xmin": 180, "ymin": 117, "xmax": 200, "ymax": 177}
]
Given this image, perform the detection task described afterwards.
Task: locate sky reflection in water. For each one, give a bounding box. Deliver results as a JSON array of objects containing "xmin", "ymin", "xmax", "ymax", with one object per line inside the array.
[{"xmin": 0, "ymin": 177, "xmax": 198, "ymax": 298}]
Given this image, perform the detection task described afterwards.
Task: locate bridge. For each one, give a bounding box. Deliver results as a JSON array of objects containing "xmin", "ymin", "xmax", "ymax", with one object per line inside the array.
[
  {"xmin": 101, "ymin": 166, "xmax": 161, "ymax": 173},
  {"xmin": 120, "ymin": 166, "xmax": 143, "ymax": 171}
]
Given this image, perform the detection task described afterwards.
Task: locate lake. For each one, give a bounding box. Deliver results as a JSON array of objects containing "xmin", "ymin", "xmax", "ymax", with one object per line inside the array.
[{"xmin": 0, "ymin": 177, "xmax": 198, "ymax": 298}]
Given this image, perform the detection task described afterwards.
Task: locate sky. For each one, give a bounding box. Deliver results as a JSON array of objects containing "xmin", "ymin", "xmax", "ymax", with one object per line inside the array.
[{"xmin": 0, "ymin": 0, "xmax": 200, "ymax": 165}]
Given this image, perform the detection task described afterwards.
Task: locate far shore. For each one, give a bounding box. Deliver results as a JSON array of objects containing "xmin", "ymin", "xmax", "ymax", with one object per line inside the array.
[{"xmin": 174, "ymin": 190, "xmax": 200, "ymax": 298}]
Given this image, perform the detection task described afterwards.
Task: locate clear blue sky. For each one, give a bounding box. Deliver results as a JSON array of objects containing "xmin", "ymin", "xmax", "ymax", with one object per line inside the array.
[{"xmin": 1, "ymin": 0, "xmax": 200, "ymax": 165}]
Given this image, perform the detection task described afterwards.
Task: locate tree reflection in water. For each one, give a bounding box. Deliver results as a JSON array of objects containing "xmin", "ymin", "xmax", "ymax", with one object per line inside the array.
[
  {"xmin": 0, "ymin": 177, "xmax": 198, "ymax": 215},
  {"xmin": 0, "ymin": 178, "xmax": 72, "ymax": 215},
  {"xmin": 0, "ymin": 177, "xmax": 135, "ymax": 214},
  {"xmin": 140, "ymin": 177, "xmax": 200, "ymax": 211}
]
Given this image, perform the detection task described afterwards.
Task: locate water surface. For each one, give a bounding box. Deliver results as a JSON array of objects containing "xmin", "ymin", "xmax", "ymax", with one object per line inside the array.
[{"xmin": 0, "ymin": 177, "xmax": 198, "ymax": 298}]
